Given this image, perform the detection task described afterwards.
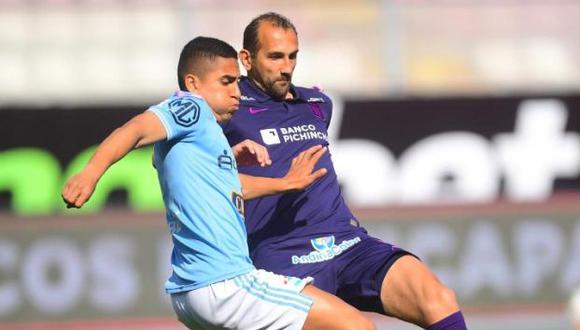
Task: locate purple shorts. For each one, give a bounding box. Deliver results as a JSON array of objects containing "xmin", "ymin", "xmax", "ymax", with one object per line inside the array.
[{"xmin": 250, "ymin": 227, "xmax": 414, "ymax": 314}]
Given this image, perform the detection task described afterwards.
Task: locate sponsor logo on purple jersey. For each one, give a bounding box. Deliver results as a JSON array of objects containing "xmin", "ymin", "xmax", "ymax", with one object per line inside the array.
[
  {"xmin": 249, "ymin": 107, "xmax": 269, "ymax": 114},
  {"xmin": 259, "ymin": 125, "xmax": 328, "ymax": 145},
  {"xmin": 291, "ymin": 236, "xmax": 361, "ymax": 265}
]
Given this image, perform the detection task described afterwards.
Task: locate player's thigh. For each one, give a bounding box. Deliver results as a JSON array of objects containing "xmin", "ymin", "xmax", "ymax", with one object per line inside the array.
[
  {"xmin": 380, "ymin": 255, "xmax": 459, "ymax": 325},
  {"xmin": 335, "ymin": 233, "xmax": 411, "ymax": 313},
  {"xmin": 172, "ymin": 270, "xmax": 314, "ymax": 330},
  {"xmin": 171, "ymin": 290, "xmax": 221, "ymax": 330},
  {"xmin": 302, "ymin": 285, "xmax": 376, "ymax": 330}
]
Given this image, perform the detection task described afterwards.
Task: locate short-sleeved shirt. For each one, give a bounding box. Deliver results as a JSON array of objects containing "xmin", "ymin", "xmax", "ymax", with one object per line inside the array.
[
  {"xmin": 148, "ymin": 91, "xmax": 255, "ymax": 293},
  {"xmin": 222, "ymin": 77, "xmax": 356, "ymax": 252}
]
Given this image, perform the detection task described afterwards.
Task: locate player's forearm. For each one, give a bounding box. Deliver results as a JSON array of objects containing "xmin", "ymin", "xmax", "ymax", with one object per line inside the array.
[
  {"xmin": 240, "ymin": 174, "xmax": 291, "ymax": 200},
  {"xmin": 84, "ymin": 121, "xmax": 146, "ymax": 180},
  {"xmin": 85, "ymin": 113, "xmax": 164, "ymax": 180}
]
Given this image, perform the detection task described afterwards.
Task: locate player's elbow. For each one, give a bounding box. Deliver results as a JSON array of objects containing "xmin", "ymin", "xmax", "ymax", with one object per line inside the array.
[
  {"xmin": 123, "ymin": 116, "xmax": 151, "ymax": 148},
  {"xmin": 240, "ymin": 186, "xmax": 256, "ymax": 200},
  {"xmin": 239, "ymin": 175, "xmax": 256, "ymax": 200}
]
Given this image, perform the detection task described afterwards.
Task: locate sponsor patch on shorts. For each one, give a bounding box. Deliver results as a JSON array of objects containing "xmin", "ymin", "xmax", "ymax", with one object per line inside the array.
[{"xmin": 291, "ymin": 235, "xmax": 361, "ymax": 265}]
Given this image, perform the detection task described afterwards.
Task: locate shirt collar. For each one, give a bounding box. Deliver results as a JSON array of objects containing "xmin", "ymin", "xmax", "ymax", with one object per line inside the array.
[{"xmin": 173, "ymin": 90, "xmax": 203, "ymax": 99}]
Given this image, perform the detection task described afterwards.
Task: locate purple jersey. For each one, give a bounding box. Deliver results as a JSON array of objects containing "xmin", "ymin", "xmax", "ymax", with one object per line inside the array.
[{"xmin": 222, "ymin": 77, "xmax": 356, "ymax": 251}]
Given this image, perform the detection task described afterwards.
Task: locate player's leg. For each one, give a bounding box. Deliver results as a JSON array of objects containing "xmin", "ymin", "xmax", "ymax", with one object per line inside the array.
[
  {"xmin": 171, "ymin": 290, "xmax": 220, "ymax": 330},
  {"xmin": 171, "ymin": 269, "xmax": 375, "ymax": 330},
  {"xmin": 333, "ymin": 229, "xmax": 466, "ymax": 329},
  {"xmin": 249, "ymin": 239, "xmax": 375, "ymax": 329},
  {"xmin": 380, "ymin": 255, "xmax": 466, "ymax": 329},
  {"xmin": 302, "ymin": 284, "xmax": 376, "ymax": 330}
]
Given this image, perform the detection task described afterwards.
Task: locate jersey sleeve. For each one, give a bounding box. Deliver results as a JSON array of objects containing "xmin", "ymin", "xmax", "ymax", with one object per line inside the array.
[
  {"xmin": 147, "ymin": 96, "xmax": 205, "ymax": 141},
  {"xmin": 320, "ymin": 92, "xmax": 333, "ymax": 129}
]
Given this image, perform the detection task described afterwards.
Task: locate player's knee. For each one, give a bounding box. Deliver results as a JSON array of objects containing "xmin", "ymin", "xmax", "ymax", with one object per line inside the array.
[
  {"xmin": 303, "ymin": 308, "xmax": 376, "ymax": 330},
  {"xmin": 358, "ymin": 316, "xmax": 377, "ymax": 330},
  {"xmin": 341, "ymin": 314, "xmax": 376, "ymax": 330},
  {"xmin": 436, "ymin": 285, "xmax": 459, "ymax": 309},
  {"xmin": 424, "ymin": 283, "xmax": 459, "ymax": 315}
]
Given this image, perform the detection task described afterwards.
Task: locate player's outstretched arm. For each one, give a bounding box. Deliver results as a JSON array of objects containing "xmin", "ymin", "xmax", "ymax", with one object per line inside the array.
[
  {"xmin": 240, "ymin": 145, "xmax": 328, "ymax": 200},
  {"xmin": 62, "ymin": 111, "xmax": 166, "ymax": 208}
]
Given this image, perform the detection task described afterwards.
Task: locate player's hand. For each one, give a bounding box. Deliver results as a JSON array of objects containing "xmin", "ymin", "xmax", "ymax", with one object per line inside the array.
[
  {"xmin": 61, "ymin": 168, "xmax": 99, "ymax": 209},
  {"xmin": 283, "ymin": 145, "xmax": 328, "ymax": 191},
  {"xmin": 232, "ymin": 139, "xmax": 272, "ymax": 167}
]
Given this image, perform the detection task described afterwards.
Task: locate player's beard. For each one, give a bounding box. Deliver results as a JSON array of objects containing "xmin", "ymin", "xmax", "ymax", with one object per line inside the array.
[{"xmin": 257, "ymin": 73, "xmax": 292, "ymax": 100}]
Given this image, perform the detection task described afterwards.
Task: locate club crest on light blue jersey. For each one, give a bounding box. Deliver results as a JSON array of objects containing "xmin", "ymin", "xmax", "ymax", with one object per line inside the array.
[{"xmin": 168, "ymin": 97, "xmax": 200, "ymax": 127}]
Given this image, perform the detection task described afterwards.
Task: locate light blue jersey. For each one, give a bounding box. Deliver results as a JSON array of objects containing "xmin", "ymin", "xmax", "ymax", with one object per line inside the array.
[{"xmin": 148, "ymin": 91, "xmax": 255, "ymax": 293}]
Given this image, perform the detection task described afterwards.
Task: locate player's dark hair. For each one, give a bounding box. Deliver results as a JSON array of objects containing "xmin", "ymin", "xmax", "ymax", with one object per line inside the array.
[
  {"xmin": 177, "ymin": 36, "xmax": 238, "ymax": 91},
  {"xmin": 243, "ymin": 12, "xmax": 297, "ymax": 56}
]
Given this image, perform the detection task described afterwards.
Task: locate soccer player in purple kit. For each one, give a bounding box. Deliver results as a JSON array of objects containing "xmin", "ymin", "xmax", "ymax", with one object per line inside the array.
[{"xmin": 223, "ymin": 12, "xmax": 468, "ymax": 330}]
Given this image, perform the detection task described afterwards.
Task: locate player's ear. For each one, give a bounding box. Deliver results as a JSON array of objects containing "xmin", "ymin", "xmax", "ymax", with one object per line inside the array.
[
  {"xmin": 184, "ymin": 73, "xmax": 201, "ymax": 93},
  {"xmin": 239, "ymin": 49, "xmax": 252, "ymax": 71}
]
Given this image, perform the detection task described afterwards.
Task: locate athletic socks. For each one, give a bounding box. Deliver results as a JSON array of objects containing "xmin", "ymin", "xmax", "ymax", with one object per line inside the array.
[{"xmin": 427, "ymin": 311, "xmax": 467, "ymax": 330}]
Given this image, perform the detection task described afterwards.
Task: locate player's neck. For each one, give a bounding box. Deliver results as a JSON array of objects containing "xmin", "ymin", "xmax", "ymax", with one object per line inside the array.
[{"xmin": 284, "ymin": 90, "xmax": 294, "ymax": 100}]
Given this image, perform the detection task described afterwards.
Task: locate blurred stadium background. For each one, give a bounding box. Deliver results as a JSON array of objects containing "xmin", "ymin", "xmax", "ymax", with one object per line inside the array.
[{"xmin": 1, "ymin": 0, "xmax": 580, "ymax": 329}]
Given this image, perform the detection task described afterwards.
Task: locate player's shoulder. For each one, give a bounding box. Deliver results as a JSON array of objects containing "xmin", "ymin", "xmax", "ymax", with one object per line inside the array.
[
  {"xmin": 150, "ymin": 91, "xmax": 209, "ymax": 115},
  {"xmin": 296, "ymin": 85, "xmax": 333, "ymax": 122},
  {"xmin": 154, "ymin": 91, "xmax": 206, "ymax": 110},
  {"xmin": 295, "ymin": 85, "xmax": 332, "ymax": 104},
  {"xmin": 148, "ymin": 91, "xmax": 209, "ymax": 128}
]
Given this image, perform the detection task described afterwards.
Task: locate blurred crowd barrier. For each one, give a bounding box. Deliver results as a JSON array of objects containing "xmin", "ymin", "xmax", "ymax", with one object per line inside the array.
[
  {"xmin": 0, "ymin": 0, "xmax": 579, "ymax": 105},
  {"xmin": 1, "ymin": 203, "xmax": 578, "ymax": 330}
]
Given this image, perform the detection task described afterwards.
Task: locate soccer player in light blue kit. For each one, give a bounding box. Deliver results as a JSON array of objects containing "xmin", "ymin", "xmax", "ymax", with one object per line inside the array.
[{"xmin": 62, "ymin": 37, "xmax": 375, "ymax": 330}]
